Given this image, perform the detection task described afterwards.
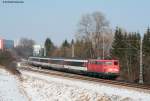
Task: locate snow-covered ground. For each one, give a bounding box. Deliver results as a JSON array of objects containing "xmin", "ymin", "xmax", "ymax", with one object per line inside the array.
[
  {"xmin": 0, "ymin": 68, "xmax": 150, "ymax": 101},
  {"xmin": 0, "ymin": 68, "xmax": 28, "ymax": 101},
  {"xmin": 21, "ymin": 70, "xmax": 150, "ymax": 101}
]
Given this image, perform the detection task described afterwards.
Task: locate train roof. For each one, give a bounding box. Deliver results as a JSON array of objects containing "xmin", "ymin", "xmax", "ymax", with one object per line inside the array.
[
  {"xmin": 89, "ymin": 59, "xmax": 118, "ymax": 62},
  {"xmin": 64, "ymin": 59, "xmax": 88, "ymax": 62},
  {"xmin": 29, "ymin": 57, "xmax": 118, "ymax": 62},
  {"xmin": 29, "ymin": 57, "xmax": 49, "ymax": 60},
  {"xmin": 29, "ymin": 57, "xmax": 64, "ymax": 61}
]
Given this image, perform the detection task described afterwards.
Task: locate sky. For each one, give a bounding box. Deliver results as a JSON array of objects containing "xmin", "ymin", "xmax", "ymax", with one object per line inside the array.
[{"xmin": 0, "ymin": 0, "xmax": 150, "ymax": 46}]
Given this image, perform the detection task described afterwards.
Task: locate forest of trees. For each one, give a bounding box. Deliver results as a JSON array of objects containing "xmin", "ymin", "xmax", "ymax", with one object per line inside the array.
[
  {"xmin": 111, "ymin": 27, "xmax": 141, "ymax": 82},
  {"xmin": 43, "ymin": 27, "xmax": 150, "ymax": 84},
  {"xmin": 43, "ymin": 11, "xmax": 150, "ymax": 84}
]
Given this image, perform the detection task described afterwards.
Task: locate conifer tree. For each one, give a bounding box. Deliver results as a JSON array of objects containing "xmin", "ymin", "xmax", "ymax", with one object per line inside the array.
[
  {"xmin": 143, "ymin": 27, "xmax": 150, "ymax": 83},
  {"xmin": 111, "ymin": 27, "xmax": 128, "ymax": 79},
  {"xmin": 126, "ymin": 32, "xmax": 140, "ymax": 81},
  {"xmin": 143, "ymin": 27, "xmax": 150, "ymax": 56},
  {"xmin": 61, "ymin": 39, "xmax": 71, "ymax": 57},
  {"xmin": 44, "ymin": 38, "xmax": 54, "ymax": 56},
  {"xmin": 111, "ymin": 27, "xmax": 126, "ymax": 59},
  {"xmin": 111, "ymin": 27, "xmax": 141, "ymax": 81}
]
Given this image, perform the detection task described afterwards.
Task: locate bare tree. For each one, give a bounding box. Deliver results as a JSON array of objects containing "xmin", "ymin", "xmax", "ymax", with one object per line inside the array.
[
  {"xmin": 15, "ymin": 38, "xmax": 35, "ymax": 58},
  {"xmin": 76, "ymin": 11, "xmax": 113, "ymax": 58}
]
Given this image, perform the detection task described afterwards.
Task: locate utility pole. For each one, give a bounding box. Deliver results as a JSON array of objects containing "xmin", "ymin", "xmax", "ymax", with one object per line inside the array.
[
  {"xmin": 44, "ymin": 46, "xmax": 46, "ymax": 57},
  {"xmin": 102, "ymin": 32, "xmax": 104, "ymax": 59},
  {"xmin": 71, "ymin": 39, "xmax": 74, "ymax": 57},
  {"xmin": 72, "ymin": 44, "xmax": 74, "ymax": 57},
  {"xmin": 139, "ymin": 37, "xmax": 143, "ymax": 84}
]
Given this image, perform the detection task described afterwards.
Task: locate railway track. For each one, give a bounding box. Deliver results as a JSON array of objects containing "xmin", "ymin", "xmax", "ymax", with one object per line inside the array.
[{"xmin": 19, "ymin": 65, "xmax": 150, "ymax": 92}]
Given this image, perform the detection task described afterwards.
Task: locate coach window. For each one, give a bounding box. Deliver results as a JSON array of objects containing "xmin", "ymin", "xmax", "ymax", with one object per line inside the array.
[
  {"xmin": 67, "ymin": 61, "xmax": 84, "ymax": 67},
  {"xmin": 40, "ymin": 59, "xmax": 48, "ymax": 63}
]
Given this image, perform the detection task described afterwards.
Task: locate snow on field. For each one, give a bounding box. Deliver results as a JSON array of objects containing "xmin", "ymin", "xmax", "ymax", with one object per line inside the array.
[
  {"xmin": 21, "ymin": 70, "xmax": 150, "ymax": 101},
  {"xmin": 0, "ymin": 68, "xmax": 28, "ymax": 101},
  {"xmin": 0, "ymin": 67, "xmax": 150, "ymax": 101}
]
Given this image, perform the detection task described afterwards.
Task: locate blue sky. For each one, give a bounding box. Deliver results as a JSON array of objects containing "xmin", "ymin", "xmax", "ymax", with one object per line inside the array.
[{"xmin": 0, "ymin": 0, "xmax": 150, "ymax": 46}]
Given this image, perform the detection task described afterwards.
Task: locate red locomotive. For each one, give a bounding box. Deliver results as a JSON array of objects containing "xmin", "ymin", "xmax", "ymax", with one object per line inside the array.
[
  {"xmin": 28, "ymin": 57, "xmax": 120, "ymax": 79},
  {"xmin": 87, "ymin": 59, "xmax": 119, "ymax": 74}
]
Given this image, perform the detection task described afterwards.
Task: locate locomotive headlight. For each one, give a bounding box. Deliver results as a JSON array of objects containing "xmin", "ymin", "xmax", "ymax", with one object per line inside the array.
[
  {"xmin": 107, "ymin": 68, "xmax": 119, "ymax": 73},
  {"xmin": 17, "ymin": 62, "xmax": 21, "ymax": 67},
  {"xmin": 112, "ymin": 68, "xmax": 119, "ymax": 72}
]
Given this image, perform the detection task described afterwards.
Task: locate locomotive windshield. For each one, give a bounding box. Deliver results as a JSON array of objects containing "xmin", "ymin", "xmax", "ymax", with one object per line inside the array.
[{"xmin": 104, "ymin": 62, "xmax": 113, "ymax": 65}]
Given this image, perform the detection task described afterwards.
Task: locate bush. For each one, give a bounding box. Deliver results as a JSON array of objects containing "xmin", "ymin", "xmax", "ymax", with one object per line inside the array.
[
  {"xmin": 0, "ymin": 50, "xmax": 15, "ymax": 66},
  {"xmin": 0, "ymin": 50, "xmax": 21, "ymax": 76}
]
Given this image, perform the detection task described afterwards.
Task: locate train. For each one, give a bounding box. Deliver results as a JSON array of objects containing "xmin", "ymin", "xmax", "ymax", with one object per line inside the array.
[{"xmin": 28, "ymin": 57, "xmax": 120, "ymax": 79}]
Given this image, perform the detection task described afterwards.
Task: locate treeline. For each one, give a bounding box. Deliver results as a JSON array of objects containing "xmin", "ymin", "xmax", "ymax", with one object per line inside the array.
[
  {"xmin": 44, "ymin": 27, "xmax": 150, "ymax": 84},
  {"xmin": 43, "ymin": 11, "xmax": 150, "ymax": 83}
]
